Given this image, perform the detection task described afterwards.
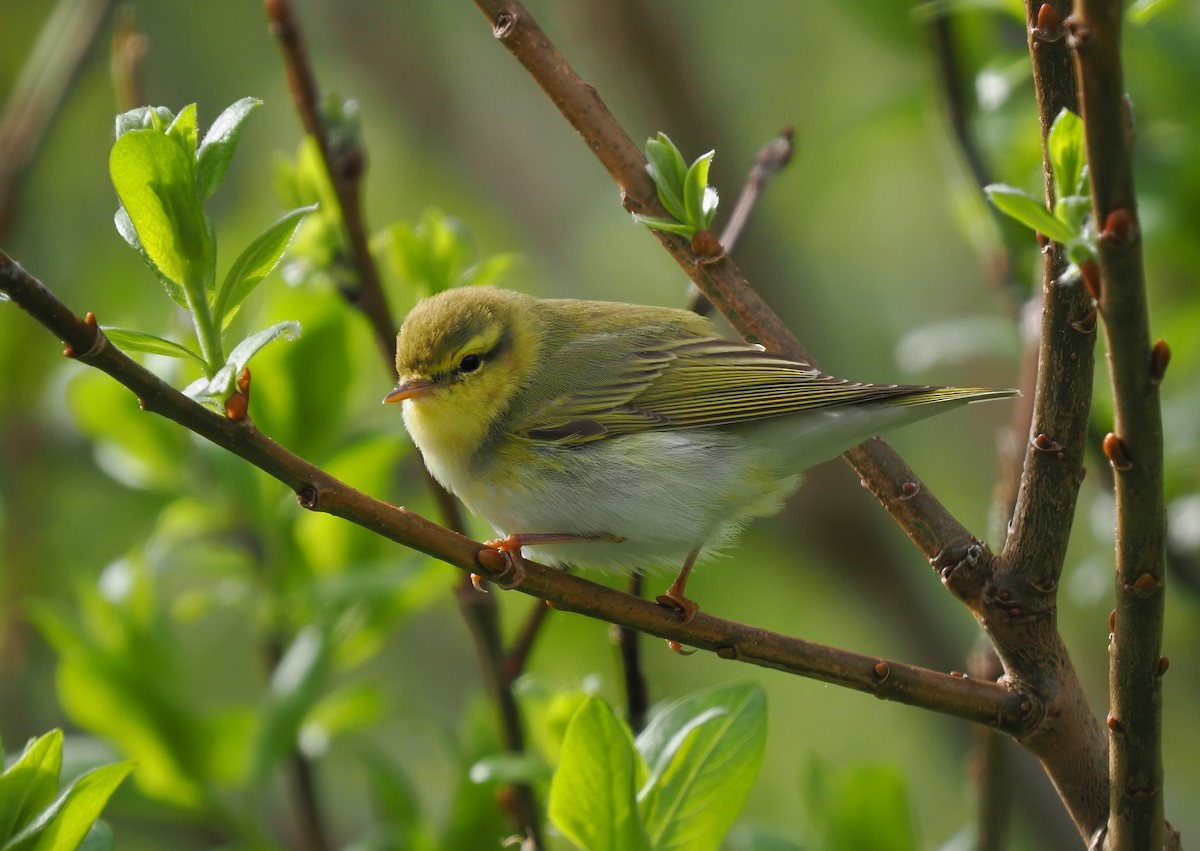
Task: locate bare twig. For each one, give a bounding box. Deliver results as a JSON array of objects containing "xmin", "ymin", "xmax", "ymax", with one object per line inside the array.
[
  {"xmin": 1068, "ymin": 2, "xmax": 1167, "ymax": 848},
  {"xmin": 617, "ymin": 574, "xmax": 649, "ymax": 733},
  {"xmin": 0, "ymin": 251, "xmax": 1033, "ymax": 735},
  {"xmin": 264, "ymin": 0, "xmax": 396, "ymax": 364},
  {"xmin": 110, "ymin": 5, "xmax": 147, "ymax": 112},
  {"xmin": 0, "ymin": 0, "xmax": 112, "ymax": 240}
]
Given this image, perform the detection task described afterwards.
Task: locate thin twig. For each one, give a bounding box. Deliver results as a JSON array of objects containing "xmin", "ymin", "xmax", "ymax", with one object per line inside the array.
[
  {"xmin": 264, "ymin": 1, "xmax": 545, "ymax": 841},
  {"xmin": 264, "ymin": 0, "xmax": 396, "ymax": 364},
  {"xmin": 687, "ymin": 126, "xmax": 794, "ymax": 316},
  {"xmin": 0, "ymin": 0, "xmax": 112, "ymax": 240},
  {"xmin": 0, "ymin": 251, "xmax": 1034, "ymax": 735},
  {"xmin": 617, "ymin": 574, "xmax": 649, "ymax": 733},
  {"xmin": 1068, "ymin": 2, "xmax": 1167, "ymax": 848},
  {"xmin": 110, "ymin": 5, "xmax": 147, "ymax": 112}
]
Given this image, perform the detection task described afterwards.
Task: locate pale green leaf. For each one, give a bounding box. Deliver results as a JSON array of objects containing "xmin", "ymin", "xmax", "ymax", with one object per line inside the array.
[
  {"xmin": 636, "ymin": 682, "xmax": 766, "ymax": 851},
  {"xmin": 100, "ymin": 328, "xmax": 204, "ymax": 364},
  {"xmin": 1048, "ymin": 109, "xmax": 1085, "ymax": 200},
  {"xmin": 984, "ymin": 184, "xmax": 1075, "ymax": 244},
  {"xmin": 549, "ymin": 697, "xmax": 651, "ymax": 851},
  {"xmin": 214, "ymin": 205, "xmax": 315, "ymax": 329},
  {"xmin": 196, "ymin": 97, "xmax": 262, "ymax": 202}
]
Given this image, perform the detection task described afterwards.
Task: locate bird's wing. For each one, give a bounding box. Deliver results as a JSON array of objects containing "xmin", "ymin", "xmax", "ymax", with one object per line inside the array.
[{"xmin": 515, "ymin": 336, "xmax": 1002, "ymax": 444}]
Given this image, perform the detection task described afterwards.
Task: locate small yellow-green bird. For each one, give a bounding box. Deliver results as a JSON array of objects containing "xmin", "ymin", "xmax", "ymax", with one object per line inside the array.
[{"xmin": 386, "ymin": 286, "xmax": 1015, "ymax": 621}]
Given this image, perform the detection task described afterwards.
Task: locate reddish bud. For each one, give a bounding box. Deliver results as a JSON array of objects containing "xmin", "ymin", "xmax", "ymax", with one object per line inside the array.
[
  {"xmin": 62, "ymin": 345, "xmax": 75, "ymax": 358},
  {"xmin": 493, "ymin": 10, "xmax": 516, "ymax": 38},
  {"xmin": 1032, "ymin": 433, "xmax": 1062, "ymax": 452},
  {"xmin": 1070, "ymin": 306, "xmax": 1097, "ymax": 333},
  {"xmin": 476, "ymin": 547, "xmax": 510, "ymax": 576},
  {"xmin": 1108, "ymin": 609, "xmax": 1117, "ymax": 633},
  {"xmin": 1132, "ymin": 572, "xmax": 1161, "ymax": 596},
  {"xmin": 1033, "ymin": 3, "xmax": 1065, "ymax": 42},
  {"xmin": 84, "ymin": 311, "xmax": 97, "ymax": 326},
  {"xmin": 950, "ymin": 670, "xmax": 966, "ymax": 679},
  {"xmin": 1101, "ymin": 208, "xmax": 1138, "ymax": 247},
  {"xmin": 716, "ymin": 645, "xmax": 739, "ymax": 659},
  {"xmin": 224, "ymin": 392, "xmax": 248, "ymax": 422},
  {"xmin": 1035, "ymin": 231, "xmax": 1050, "ymax": 250},
  {"xmin": 1102, "ymin": 432, "xmax": 1133, "ymax": 471},
  {"xmin": 1150, "ymin": 339, "xmax": 1171, "ymax": 384},
  {"xmin": 1079, "ymin": 260, "xmax": 1101, "ymax": 300},
  {"xmin": 899, "ymin": 481, "xmax": 920, "ymax": 500},
  {"xmin": 1107, "ymin": 715, "xmax": 1122, "ymax": 733},
  {"xmin": 873, "ymin": 661, "xmax": 890, "ymax": 679},
  {"xmin": 691, "ymin": 229, "xmax": 723, "ymax": 259},
  {"xmin": 1158, "ymin": 656, "xmax": 1170, "ymax": 676}
]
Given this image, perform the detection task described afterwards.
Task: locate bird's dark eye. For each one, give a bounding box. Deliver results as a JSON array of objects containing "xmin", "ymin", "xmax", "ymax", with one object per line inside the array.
[{"xmin": 458, "ymin": 354, "xmax": 482, "ymax": 374}]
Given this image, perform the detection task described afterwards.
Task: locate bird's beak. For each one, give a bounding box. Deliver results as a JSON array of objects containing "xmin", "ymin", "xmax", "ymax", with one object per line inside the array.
[{"xmin": 382, "ymin": 378, "xmax": 435, "ymax": 404}]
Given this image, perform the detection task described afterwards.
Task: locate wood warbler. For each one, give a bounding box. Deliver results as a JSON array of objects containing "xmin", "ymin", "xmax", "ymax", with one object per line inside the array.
[{"xmin": 386, "ymin": 286, "xmax": 1015, "ymax": 620}]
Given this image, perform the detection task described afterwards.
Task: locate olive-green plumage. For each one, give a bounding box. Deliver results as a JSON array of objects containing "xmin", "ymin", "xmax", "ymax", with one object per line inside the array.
[{"xmin": 388, "ymin": 286, "xmax": 1015, "ymax": 610}]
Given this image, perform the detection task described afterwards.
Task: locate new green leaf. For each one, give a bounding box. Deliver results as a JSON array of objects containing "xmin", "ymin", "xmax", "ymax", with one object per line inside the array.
[
  {"xmin": 645, "ymin": 133, "xmax": 689, "ymax": 223},
  {"xmin": 196, "ymin": 97, "xmax": 262, "ymax": 202},
  {"xmin": 214, "ymin": 205, "xmax": 315, "ymax": 329},
  {"xmin": 636, "ymin": 682, "xmax": 766, "ymax": 851},
  {"xmin": 549, "ymin": 697, "xmax": 651, "ymax": 851},
  {"xmin": 984, "ymin": 184, "xmax": 1075, "ymax": 244},
  {"xmin": 0, "ymin": 731, "xmax": 63, "ymax": 839},
  {"xmin": 1048, "ymin": 108, "xmax": 1085, "ymax": 201},
  {"xmin": 100, "ymin": 328, "xmax": 205, "ymax": 364}
]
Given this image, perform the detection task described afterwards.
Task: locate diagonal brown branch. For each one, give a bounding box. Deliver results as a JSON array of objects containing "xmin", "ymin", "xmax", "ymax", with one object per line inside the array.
[
  {"xmin": 1067, "ymin": 2, "xmax": 1171, "ymax": 848},
  {"xmin": 0, "ymin": 250, "xmax": 1034, "ymax": 736}
]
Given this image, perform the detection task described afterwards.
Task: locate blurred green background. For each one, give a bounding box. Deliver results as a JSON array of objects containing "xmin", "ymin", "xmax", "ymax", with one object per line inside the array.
[{"xmin": 2, "ymin": 1, "xmax": 1198, "ymax": 848}]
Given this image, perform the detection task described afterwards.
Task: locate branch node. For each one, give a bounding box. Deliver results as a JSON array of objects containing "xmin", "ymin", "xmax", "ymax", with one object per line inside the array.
[
  {"xmin": 715, "ymin": 644, "xmax": 739, "ymax": 659},
  {"xmin": 1070, "ymin": 306, "xmax": 1098, "ymax": 333},
  {"xmin": 1100, "ymin": 207, "xmax": 1139, "ymax": 248},
  {"xmin": 1149, "ymin": 339, "xmax": 1170, "ymax": 384},
  {"xmin": 1063, "ymin": 15, "xmax": 1092, "ymax": 49},
  {"xmin": 1107, "ymin": 714, "xmax": 1124, "ymax": 736},
  {"xmin": 690, "ymin": 230, "xmax": 723, "ymax": 260},
  {"xmin": 1031, "ymin": 432, "xmax": 1063, "ymax": 453},
  {"xmin": 1129, "ymin": 571, "xmax": 1162, "ymax": 597},
  {"xmin": 493, "ymin": 10, "xmax": 516, "ymax": 39},
  {"xmin": 1079, "ymin": 259, "xmax": 1101, "ymax": 300},
  {"xmin": 1102, "ymin": 432, "xmax": 1134, "ymax": 471},
  {"xmin": 1032, "ymin": 3, "xmax": 1065, "ymax": 42},
  {"xmin": 296, "ymin": 485, "xmax": 319, "ymax": 510}
]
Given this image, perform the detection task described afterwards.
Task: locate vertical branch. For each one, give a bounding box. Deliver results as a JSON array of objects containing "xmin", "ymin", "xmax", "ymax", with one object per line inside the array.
[{"xmin": 1067, "ymin": 2, "xmax": 1168, "ymax": 848}]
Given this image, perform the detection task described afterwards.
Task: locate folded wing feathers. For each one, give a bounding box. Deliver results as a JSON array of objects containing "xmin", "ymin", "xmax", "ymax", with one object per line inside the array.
[{"xmin": 523, "ymin": 336, "xmax": 1015, "ymax": 443}]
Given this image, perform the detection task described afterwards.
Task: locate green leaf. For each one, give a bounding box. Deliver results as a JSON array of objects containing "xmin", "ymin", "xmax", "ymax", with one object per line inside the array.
[
  {"xmin": 164, "ymin": 104, "xmax": 198, "ymax": 165},
  {"xmin": 1129, "ymin": 0, "xmax": 1180, "ymax": 25},
  {"xmin": 113, "ymin": 106, "xmax": 174, "ymax": 140},
  {"xmin": 1054, "ymin": 194, "xmax": 1092, "ymax": 236},
  {"xmin": 0, "ymin": 731, "xmax": 63, "ymax": 839},
  {"xmin": 984, "ymin": 184, "xmax": 1075, "ymax": 244},
  {"xmin": 113, "ymin": 207, "xmax": 188, "ymax": 308},
  {"xmin": 185, "ymin": 321, "xmax": 300, "ymax": 402},
  {"xmin": 100, "ymin": 328, "xmax": 205, "ymax": 364},
  {"xmin": 645, "ymin": 133, "xmax": 689, "ymax": 223},
  {"xmin": 468, "ymin": 752, "xmax": 553, "ymax": 786},
  {"xmin": 458, "ymin": 252, "xmax": 520, "ymax": 288},
  {"xmin": 1048, "ymin": 108, "xmax": 1085, "ymax": 201},
  {"xmin": 195, "ymin": 97, "xmax": 262, "ymax": 202},
  {"xmin": 636, "ymin": 682, "xmax": 767, "ymax": 851},
  {"xmin": 549, "ymin": 697, "xmax": 651, "ymax": 851},
  {"xmin": 75, "ymin": 821, "xmax": 114, "ymax": 851},
  {"xmin": 0, "ymin": 762, "xmax": 131, "ymax": 851},
  {"xmin": 629, "ymin": 214, "xmax": 697, "ymax": 237},
  {"xmin": 110, "ymin": 128, "xmax": 213, "ymax": 298},
  {"xmin": 683, "ymin": 149, "xmax": 717, "ymax": 230},
  {"xmin": 802, "ymin": 761, "xmax": 916, "ymax": 851},
  {"xmin": 214, "ymin": 205, "xmax": 315, "ymax": 329}
]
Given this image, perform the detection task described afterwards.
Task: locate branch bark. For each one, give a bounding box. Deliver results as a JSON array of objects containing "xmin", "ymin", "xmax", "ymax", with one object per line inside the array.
[{"xmin": 1068, "ymin": 2, "xmax": 1170, "ymax": 848}]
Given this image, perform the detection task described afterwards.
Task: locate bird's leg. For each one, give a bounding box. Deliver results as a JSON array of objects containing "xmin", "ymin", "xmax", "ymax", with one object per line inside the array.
[
  {"xmin": 656, "ymin": 547, "xmax": 702, "ymax": 624},
  {"xmin": 483, "ymin": 532, "xmax": 624, "ymax": 590}
]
